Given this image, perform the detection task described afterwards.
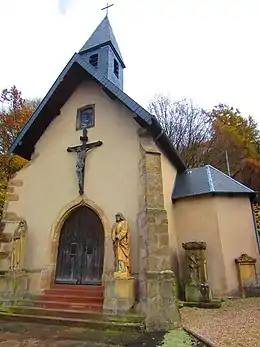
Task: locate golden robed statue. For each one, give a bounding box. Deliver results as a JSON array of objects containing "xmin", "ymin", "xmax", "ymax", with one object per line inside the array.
[{"xmin": 111, "ymin": 213, "xmax": 131, "ymax": 277}]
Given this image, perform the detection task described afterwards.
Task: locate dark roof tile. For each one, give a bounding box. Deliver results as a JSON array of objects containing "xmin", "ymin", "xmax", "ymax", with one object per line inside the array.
[{"xmin": 172, "ymin": 165, "xmax": 255, "ymax": 200}]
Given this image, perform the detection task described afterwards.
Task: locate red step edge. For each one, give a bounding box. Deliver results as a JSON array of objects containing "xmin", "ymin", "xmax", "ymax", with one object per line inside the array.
[{"xmin": 34, "ymin": 301, "xmax": 102, "ymax": 312}]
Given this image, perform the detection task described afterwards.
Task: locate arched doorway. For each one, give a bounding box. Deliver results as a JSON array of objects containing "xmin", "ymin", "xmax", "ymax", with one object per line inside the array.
[{"xmin": 55, "ymin": 205, "xmax": 104, "ymax": 285}]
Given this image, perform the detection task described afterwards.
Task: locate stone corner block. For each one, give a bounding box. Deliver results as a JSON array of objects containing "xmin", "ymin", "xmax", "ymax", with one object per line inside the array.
[
  {"xmin": 9, "ymin": 179, "xmax": 23, "ymax": 187},
  {"xmin": 5, "ymin": 193, "xmax": 19, "ymax": 202}
]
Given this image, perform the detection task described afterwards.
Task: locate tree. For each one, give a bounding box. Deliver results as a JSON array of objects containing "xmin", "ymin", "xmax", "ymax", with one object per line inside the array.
[
  {"xmin": 148, "ymin": 95, "xmax": 212, "ymax": 167},
  {"xmin": 25, "ymin": 98, "xmax": 41, "ymax": 111},
  {"xmin": 240, "ymin": 158, "xmax": 260, "ymax": 193},
  {"xmin": 0, "ymin": 86, "xmax": 40, "ymax": 218},
  {"xmin": 208, "ymin": 104, "xmax": 260, "ymax": 178}
]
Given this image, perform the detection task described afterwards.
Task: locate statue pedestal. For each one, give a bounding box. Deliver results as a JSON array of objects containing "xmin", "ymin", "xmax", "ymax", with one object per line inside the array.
[
  {"xmin": 185, "ymin": 281, "xmax": 211, "ymax": 302},
  {"xmin": 103, "ymin": 275, "xmax": 135, "ymax": 314}
]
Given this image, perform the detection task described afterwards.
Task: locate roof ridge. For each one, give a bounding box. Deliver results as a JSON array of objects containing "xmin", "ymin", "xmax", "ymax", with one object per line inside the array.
[
  {"xmin": 208, "ymin": 165, "xmax": 255, "ymax": 193},
  {"xmin": 206, "ymin": 165, "xmax": 215, "ymax": 192}
]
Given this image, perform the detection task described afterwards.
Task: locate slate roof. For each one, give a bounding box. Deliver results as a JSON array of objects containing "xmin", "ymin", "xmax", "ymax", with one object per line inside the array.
[
  {"xmin": 8, "ymin": 53, "xmax": 186, "ymax": 172},
  {"xmin": 79, "ymin": 16, "xmax": 125, "ymax": 68},
  {"xmin": 172, "ymin": 165, "xmax": 256, "ymax": 200}
]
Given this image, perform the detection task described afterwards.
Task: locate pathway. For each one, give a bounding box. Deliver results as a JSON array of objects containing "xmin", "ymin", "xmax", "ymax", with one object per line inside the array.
[{"xmin": 181, "ymin": 297, "xmax": 260, "ymax": 347}]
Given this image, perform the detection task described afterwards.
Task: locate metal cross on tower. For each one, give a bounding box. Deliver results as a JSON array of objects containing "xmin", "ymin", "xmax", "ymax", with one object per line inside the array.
[{"xmin": 101, "ymin": 3, "xmax": 114, "ymax": 16}]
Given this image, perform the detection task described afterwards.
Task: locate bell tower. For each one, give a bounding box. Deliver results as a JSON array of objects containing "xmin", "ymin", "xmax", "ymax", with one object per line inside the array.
[{"xmin": 78, "ymin": 15, "xmax": 125, "ymax": 90}]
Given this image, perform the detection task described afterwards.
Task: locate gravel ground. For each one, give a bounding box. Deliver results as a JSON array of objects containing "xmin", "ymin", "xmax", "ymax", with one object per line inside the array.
[{"xmin": 180, "ymin": 297, "xmax": 260, "ymax": 347}]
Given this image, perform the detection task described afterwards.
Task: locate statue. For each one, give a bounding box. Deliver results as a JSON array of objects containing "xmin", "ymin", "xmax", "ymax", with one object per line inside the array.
[
  {"xmin": 188, "ymin": 252, "xmax": 200, "ymax": 283},
  {"xmin": 67, "ymin": 127, "xmax": 102, "ymax": 195},
  {"xmin": 111, "ymin": 213, "xmax": 131, "ymax": 277},
  {"xmin": 10, "ymin": 220, "xmax": 27, "ymax": 272}
]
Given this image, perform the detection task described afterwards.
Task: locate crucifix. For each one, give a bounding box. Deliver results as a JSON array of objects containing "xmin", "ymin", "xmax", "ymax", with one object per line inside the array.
[
  {"xmin": 101, "ymin": 3, "xmax": 114, "ymax": 16},
  {"xmin": 67, "ymin": 128, "xmax": 103, "ymax": 195}
]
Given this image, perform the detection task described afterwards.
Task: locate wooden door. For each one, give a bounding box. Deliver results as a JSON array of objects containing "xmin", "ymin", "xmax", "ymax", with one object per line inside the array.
[{"xmin": 55, "ymin": 206, "xmax": 104, "ymax": 285}]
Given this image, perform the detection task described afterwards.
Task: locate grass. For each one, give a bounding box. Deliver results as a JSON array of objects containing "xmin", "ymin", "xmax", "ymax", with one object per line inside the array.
[{"xmin": 157, "ymin": 329, "xmax": 201, "ymax": 347}]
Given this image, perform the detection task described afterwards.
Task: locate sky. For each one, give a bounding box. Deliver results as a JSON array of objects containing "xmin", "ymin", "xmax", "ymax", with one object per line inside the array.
[{"xmin": 0, "ymin": 0, "xmax": 260, "ymax": 121}]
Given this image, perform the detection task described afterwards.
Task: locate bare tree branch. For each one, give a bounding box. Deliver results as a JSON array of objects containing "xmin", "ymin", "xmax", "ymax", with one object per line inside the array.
[{"xmin": 148, "ymin": 95, "xmax": 212, "ymax": 167}]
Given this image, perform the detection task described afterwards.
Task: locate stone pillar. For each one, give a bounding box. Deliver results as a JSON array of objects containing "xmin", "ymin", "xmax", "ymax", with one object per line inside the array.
[
  {"xmin": 182, "ymin": 241, "xmax": 211, "ymax": 302},
  {"xmin": 138, "ymin": 131, "xmax": 180, "ymax": 331}
]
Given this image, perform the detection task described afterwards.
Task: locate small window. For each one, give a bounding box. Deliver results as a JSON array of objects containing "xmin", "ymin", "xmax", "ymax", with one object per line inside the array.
[
  {"xmin": 114, "ymin": 59, "xmax": 119, "ymax": 78},
  {"xmin": 76, "ymin": 105, "xmax": 95, "ymax": 130},
  {"xmin": 89, "ymin": 54, "xmax": 98, "ymax": 67}
]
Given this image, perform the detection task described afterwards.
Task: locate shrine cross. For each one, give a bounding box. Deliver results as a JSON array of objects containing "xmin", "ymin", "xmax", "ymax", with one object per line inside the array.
[{"xmin": 67, "ymin": 127, "xmax": 103, "ymax": 195}]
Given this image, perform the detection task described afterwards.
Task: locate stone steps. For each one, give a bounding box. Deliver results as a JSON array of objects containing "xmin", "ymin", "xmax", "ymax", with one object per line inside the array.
[
  {"xmin": 44, "ymin": 288, "xmax": 102, "ymax": 297},
  {"xmin": 34, "ymin": 300, "xmax": 102, "ymax": 312},
  {"xmin": 5, "ymin": 306, "xmax": 144, "ymax": 322},
  {"xmin": 0, "ymin": 307, "xmax": 145, "ymax": 331},
  {"xmin": 38, "ymin": 294, "xmax": 103, "ymax": 304},
  {"xmin": 39, "ymin": 284, "xmax": 103, "ymax": 313},
  {"xmin": 51, "ymin": 284, "xmax": 103, "ymax": 291},
  {"xmin": 45, "ymin": 284, "xmax": 103, "ymax": 295},
  {"xmin": 0, "ymin": 284, "xmax": 145, "ymax": 332}
]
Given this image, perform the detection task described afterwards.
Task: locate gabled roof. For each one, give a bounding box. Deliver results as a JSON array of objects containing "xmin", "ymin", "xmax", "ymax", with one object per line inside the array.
[
  {"xmin": 172, "ymin": 165, "xmax": 255, "ymax": 200},
  {"xmin": 79, "ymin": 16, "xmax": 125, "ymax": 68},
  {"xmin": 8, "ymin": 53, "xmax": 186, "ymax": 172}
]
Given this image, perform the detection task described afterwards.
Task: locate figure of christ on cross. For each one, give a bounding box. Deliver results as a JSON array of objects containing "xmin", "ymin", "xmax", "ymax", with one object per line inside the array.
[{"xmin": 67, "ymin": 128, "xmax": 103, "ymax": 195}]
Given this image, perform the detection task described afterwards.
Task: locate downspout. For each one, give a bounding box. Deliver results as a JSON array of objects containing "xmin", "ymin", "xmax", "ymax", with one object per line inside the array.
[
  {"xmin": 154, "ymin": 129, "xmax": 164, "ymax": 142},
  {"xmin": 250, "ymin": 198, "xmax": 260, "ymax": 254}
]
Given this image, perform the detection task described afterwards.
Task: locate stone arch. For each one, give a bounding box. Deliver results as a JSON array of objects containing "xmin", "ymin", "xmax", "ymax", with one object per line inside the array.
[{"xmin": 44, "ymin": 196, "xmax": 111, "ymax": 288}]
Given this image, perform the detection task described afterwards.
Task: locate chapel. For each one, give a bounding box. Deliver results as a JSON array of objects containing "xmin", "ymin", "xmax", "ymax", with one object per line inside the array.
[{"xmin": 0, "ymin": 14, "xmax": 259, "ymax": 330}]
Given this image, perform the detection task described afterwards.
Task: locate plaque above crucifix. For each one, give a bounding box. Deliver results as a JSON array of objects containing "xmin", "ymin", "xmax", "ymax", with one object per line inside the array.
[{"xmin": 67, "ymin": 128, "xmax": 103, "ymax": 195}]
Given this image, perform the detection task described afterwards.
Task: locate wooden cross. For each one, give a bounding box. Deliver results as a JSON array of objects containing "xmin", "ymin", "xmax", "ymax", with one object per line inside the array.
[
  {"xmin": 67, "ymin": 128, "xmax": 103, "ymax": 195},
  {"xmin": 101, "ymin": 3, "xmax": 114, "ymax": 16}
]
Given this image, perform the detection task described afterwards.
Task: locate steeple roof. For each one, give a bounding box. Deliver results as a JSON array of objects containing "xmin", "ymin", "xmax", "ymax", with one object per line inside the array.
[{"xmin": 79, "ymin": 16, "xmax": 125, "ymax": 68}]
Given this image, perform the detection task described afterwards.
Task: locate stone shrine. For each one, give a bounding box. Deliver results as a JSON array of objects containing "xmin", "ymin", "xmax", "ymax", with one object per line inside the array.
[{"xmin": 182, "ymin": 241, "xmax": 211, "ymax": 303}]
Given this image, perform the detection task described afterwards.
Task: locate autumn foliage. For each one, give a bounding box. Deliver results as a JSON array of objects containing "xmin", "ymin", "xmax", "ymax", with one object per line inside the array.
[
  {"xmin": 209, "ymin": 105, "xmax": 260, "ymax": 194},
  {"xmin": 0, "ymin": 86, "xmax": 39, "ymax": 218}
]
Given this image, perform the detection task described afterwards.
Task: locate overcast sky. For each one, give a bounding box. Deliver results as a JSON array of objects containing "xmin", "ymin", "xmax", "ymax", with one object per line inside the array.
[{"xmin": 0, "ymin": 0, "xmax": 259, "ymax": 121}]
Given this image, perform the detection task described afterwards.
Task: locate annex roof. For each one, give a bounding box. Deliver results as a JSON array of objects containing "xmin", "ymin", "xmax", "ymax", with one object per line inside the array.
[{"xmin": 172, "ymin": 165, "xmax": 255, "ymax": 200}]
